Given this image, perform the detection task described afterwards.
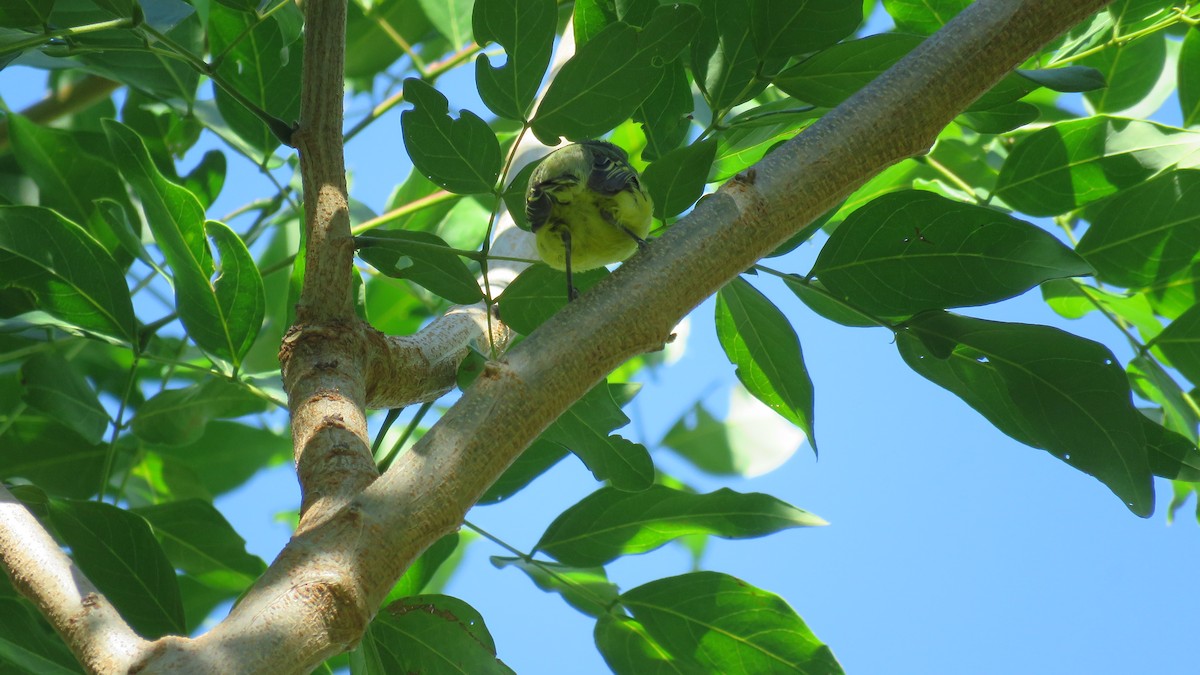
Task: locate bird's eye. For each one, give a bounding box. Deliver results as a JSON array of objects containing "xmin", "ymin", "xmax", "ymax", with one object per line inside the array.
[{"xmin": 594, "ymin": 155, "xmax": 611, "ymax": 168}]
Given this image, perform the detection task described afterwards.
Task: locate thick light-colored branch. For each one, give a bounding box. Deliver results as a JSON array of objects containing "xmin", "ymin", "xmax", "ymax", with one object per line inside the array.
[
  {"xmin": 283, "ymin": 0, "xmax": 377, "ymax": 525},
  {"xmin": 0, "ymin": 485, "xmax": 144, "ymax": 673},
  {"xmin": 128, "ymin": 1, "xmax": 1111, "ymax": 673}
]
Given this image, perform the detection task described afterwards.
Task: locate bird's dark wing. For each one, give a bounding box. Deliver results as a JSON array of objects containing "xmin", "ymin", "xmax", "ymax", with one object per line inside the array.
[
  {"xmin": 526, "ymin": 174, "xmax": 578, "ymax": 232},
  {"xmin": 584, "ymin": 141, "xmax": 640, "ymax": 196}
]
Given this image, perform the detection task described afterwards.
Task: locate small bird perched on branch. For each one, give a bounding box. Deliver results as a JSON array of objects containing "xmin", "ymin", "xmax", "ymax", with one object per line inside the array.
[{"xmin": 525, "ymin": 140, "xmax": 652, "ymax": 301}]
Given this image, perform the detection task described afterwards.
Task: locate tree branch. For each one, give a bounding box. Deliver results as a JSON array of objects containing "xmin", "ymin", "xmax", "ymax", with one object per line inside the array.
[
  {"xmin": 128, "ymin": 1, "xmax": 1113, "ymax": 672},
  {"xmin": 0, "ymin": 485, "xmax": 144, "ymax": 673}
]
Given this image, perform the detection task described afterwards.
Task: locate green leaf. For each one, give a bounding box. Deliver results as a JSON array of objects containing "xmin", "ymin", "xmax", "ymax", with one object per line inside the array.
[
  {"xmin": 1181, "ymin": 27, "xmax": 1200, "ymax": 127},
  {"xmin": 572, "ymin": 0, "xmax": 615, "ymax": 45},
  {"xmin": 496, "ymin": 265, "xmax": 609, "ymax": 333},
  {"xmin": 477, "ymin": 439, "xmax": 568, "ymax": 504},
  {"xmin": 0, "ymin": 414, "xmax": 105, "ymax": 499},
  {"xmin": 491, "ymin": 556, "xmax": 618, "ymax": 617},
  {"xmin": 0, "ymin": 206, "xmax": 137, "ymax": 344},
  {"xmin": 535, "ymin": 485, "xmax": 825, "ymax": 566},
  {"xmin": 401, "ymin": 78, "xmax": 502, "ymax": 195},
  {"xmin": 1081, "ymin": 33, "xmax": 1167, "ymax": 113},
  {"xmin": 209, "ymin": 6, "xmax": 303, "ymax": 158},
  {"xmin": 345, "ymin": 0, "xmax": 431, "ymax": 81},
  {"xmin": 20, "ymin": 352, "xmax": 109, "ymax": 445},
  {"xmin": 715, "ymin": 278, "xmax": 817, "ymax": 450},
  {"xmin": 773, "ymin": 33, "xmax": 922, "ymax": 107},
  {"xmin": 540, "ymin": 385, "xmax": 654, "ymax": 492},
  {"xmin": 594, "ymin": 614, "xmax": 685, "ymax": 675},
  {"xmin": 691, "ymin": 0, "xmax": 761, "ymax": 112},
  {"xmin": 749, "ymin": 0, "xmax": 861, "ymax": 58},
  {"xmin": 1040, "ymin": 280, "xmax": 1163, "ymax": 345},
  {"xmin": 708, "ymin": 101, "xmax": 818, "ymax": 182},
  {"xmin": 105, "ymin": 120, "xmax": 260, "ymax": 365},
  {"xmin": 957, "ymin": 101, "xmax": 1040, "ymax": 134},
  {"xmin": 0, "ymin": 0, "xmax": 57, "ymax": 26},
  {"xmin": 131, "ymin": 378, "xmax": 268, "ymax": 446},
  {"xmin": 994, "ymin": 116, "xmax": 1200, "ymax": 217},
  {"xmin": 661, "ymin": 386, "xmax": 805, "ymax": 477},
  {"xmin": 532, "ymin": 4, "xmax": 701, "ymax": 143},
  {"xmin": 369, "ymin": 595, "xmax": 513, "ymax": 675},
  {"xmin": 1076, "ymin": 170, "xmax": 1200, "ymax": 288},
  {"xmin": 49, "ymin": 0, "xmax": 200, "ymax": 104},
  {"xmin": 1016, "ymin": 66, "xmax": 1106, "ymax": 93},
  {"xmin": 0, "ymin": 633, "xmax": 80, "ymax": 675},
  {"xmin": 641, "ymin": 139, "xmax": 716, "ymax": 219},
  {"xmin": 813, "ymin": 191, "xmax": 1093, "ymax": 315},
  {"xmin": 617, "ymin": 572, "xmax": 843, "ymax": 674},
  {"xmin": 7, "ymin": 115, "xmax": 137, "ymax": 257},
  {"xmin": 384, "ymin": 169, "xmax": 462, "ymax": 233},
  {"xmin": 356, "ymin": 230, "xmax": 483, "ymax": 304},
  {"xmin": 633, "ymin": 62, "xmax": 693, "ymax": 162},
  {"xmin": 49, "ymin": 499, "xmax": 186, "ymax": 638},
  {"xmin": 472, "ymin": 0, "xmax": 556, "ymax": 121},
  {"xmin": 1153, "ymin": 302, "xmax": 1200, "ymax": 387},
  {"xmin": 388, "ymin": 533, "xmax": 462, "ymax": 600},
  {"xmin": 206, "ymin": 220, "xmax": 266, "ymax": 362},
  {"xmin": 149, "ymin": 421, "xmax": 290, "ymax": 497},
  {"xmin": 784, "ymin": 276, "xmax": 880, "ymax": 328},
  {"xmin": 421, "ymin": 0, "xmax": 474, "ymax": 46},
  {"xmin": 133, "ymin": 499, "xmax": 266, "ymax": 591},
  {"xmin": 882, "ymin": 0, "xmax": 970, "ymax": 34},
  {"xmin": 897, "ymin": 312, "xmax": 1154, "ymax": 517}
]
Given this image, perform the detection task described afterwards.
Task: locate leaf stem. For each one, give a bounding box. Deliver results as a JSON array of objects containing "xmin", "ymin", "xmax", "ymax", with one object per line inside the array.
[
  {"xmin": 378, "ymin": 400, "xmax": 434, "ymax": 472},
  {"xmin": 99, "ymin": 355, "xmax": 140, "ymax": 503},
  {"xmin": 350, "ymin": 190, "xmax": 459, "ymax": 235},
  {"xmin": 0, "ymin": 18, "xmax": 134, "ymax": 57}
]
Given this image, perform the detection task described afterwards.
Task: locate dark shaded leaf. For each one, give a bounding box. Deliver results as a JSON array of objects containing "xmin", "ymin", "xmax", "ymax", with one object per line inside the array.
[
  {"xmin": 357, "ymin": 230, "xmax": 483, "ymax": 304},
  {"xmin": 532, "ymin": 4, "xmax": 700, "ymax": 143},
  {"xmin": 478, "ymin": 439, "xmax": 568, "ymax": 504},
  {"xmin": 133, "ymin": 499, "xmax": 266, "ymax": 591},
  {"xmin": 131, "ymin": 378, "xmax": 268, "ymax": 446},
  {"xmin": 691, "ymin": 0, "xmax": 760, "ymax": 112},
  {"xmin": 0, "ymin": 205, "xmax": 136, "ymax": 344},
  {"xmin": 750, "ymin": 0, "xmax": 860, "ymax": 58},
  {"xmin": 1016, "ymin": 65, "xmax": 1106, "ymax": 92},
  {"xmin": 20, "ymin": 352, "xmax": 109, "ymax": 444},
  {"xmin": 813, "ymin": 191, "xmax": 1093, "ymax": 315},
  {"xmin": 540, "ymin": 385, "xmax": 654, "ymax": 492},
  {"xmin": 898, "ymin": 312, "xmax": 1154, "ymax": 517},
  {"xmin": 50, "ymin": 499, "xmax": 185, "ymax": 638},
  {"xmin": 473, "ymin": 0, "xmax": 556, "ymax": 120},
  {"xmin": 401, "ymin": 79, "xmax": 502, "ymax": 195},
  {"xmin": 773, "ymin": 33, "xmax": 922, "ymax": 107},
  {"xmin": 496, "ymin": 265, "xmax": 608, "ymax": 333},
  {"xmin": 370, "ymin": 595, "xmax": 514, "ymax": 675},
  {"xmin": 641, "ymin": 139, "xmax": 716, "ymax": 219},
  {"xmin": 715, "ymin": 278, "xmax": 817, "ymax": 449},
  {"xmin": 634, "ymin": 62, "xmax": 693, "ymax": 162}
]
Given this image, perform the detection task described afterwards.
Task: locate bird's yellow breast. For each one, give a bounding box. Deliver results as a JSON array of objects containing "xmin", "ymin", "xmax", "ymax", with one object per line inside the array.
[{"xmin": 534, "ymin": 185, "xmax": 652, "ymax": 272}]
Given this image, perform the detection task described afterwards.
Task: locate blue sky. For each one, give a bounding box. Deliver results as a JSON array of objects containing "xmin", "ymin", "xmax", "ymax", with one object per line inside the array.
[{"xmin": 5, "ymin": 7, "xmax": 1200, "ymax": 673}]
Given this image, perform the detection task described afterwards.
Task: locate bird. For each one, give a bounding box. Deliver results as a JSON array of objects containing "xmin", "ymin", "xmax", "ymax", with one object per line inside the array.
[{"xmin": 525, "ymin": 140, "xmax": 652, "ymax": 301}]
